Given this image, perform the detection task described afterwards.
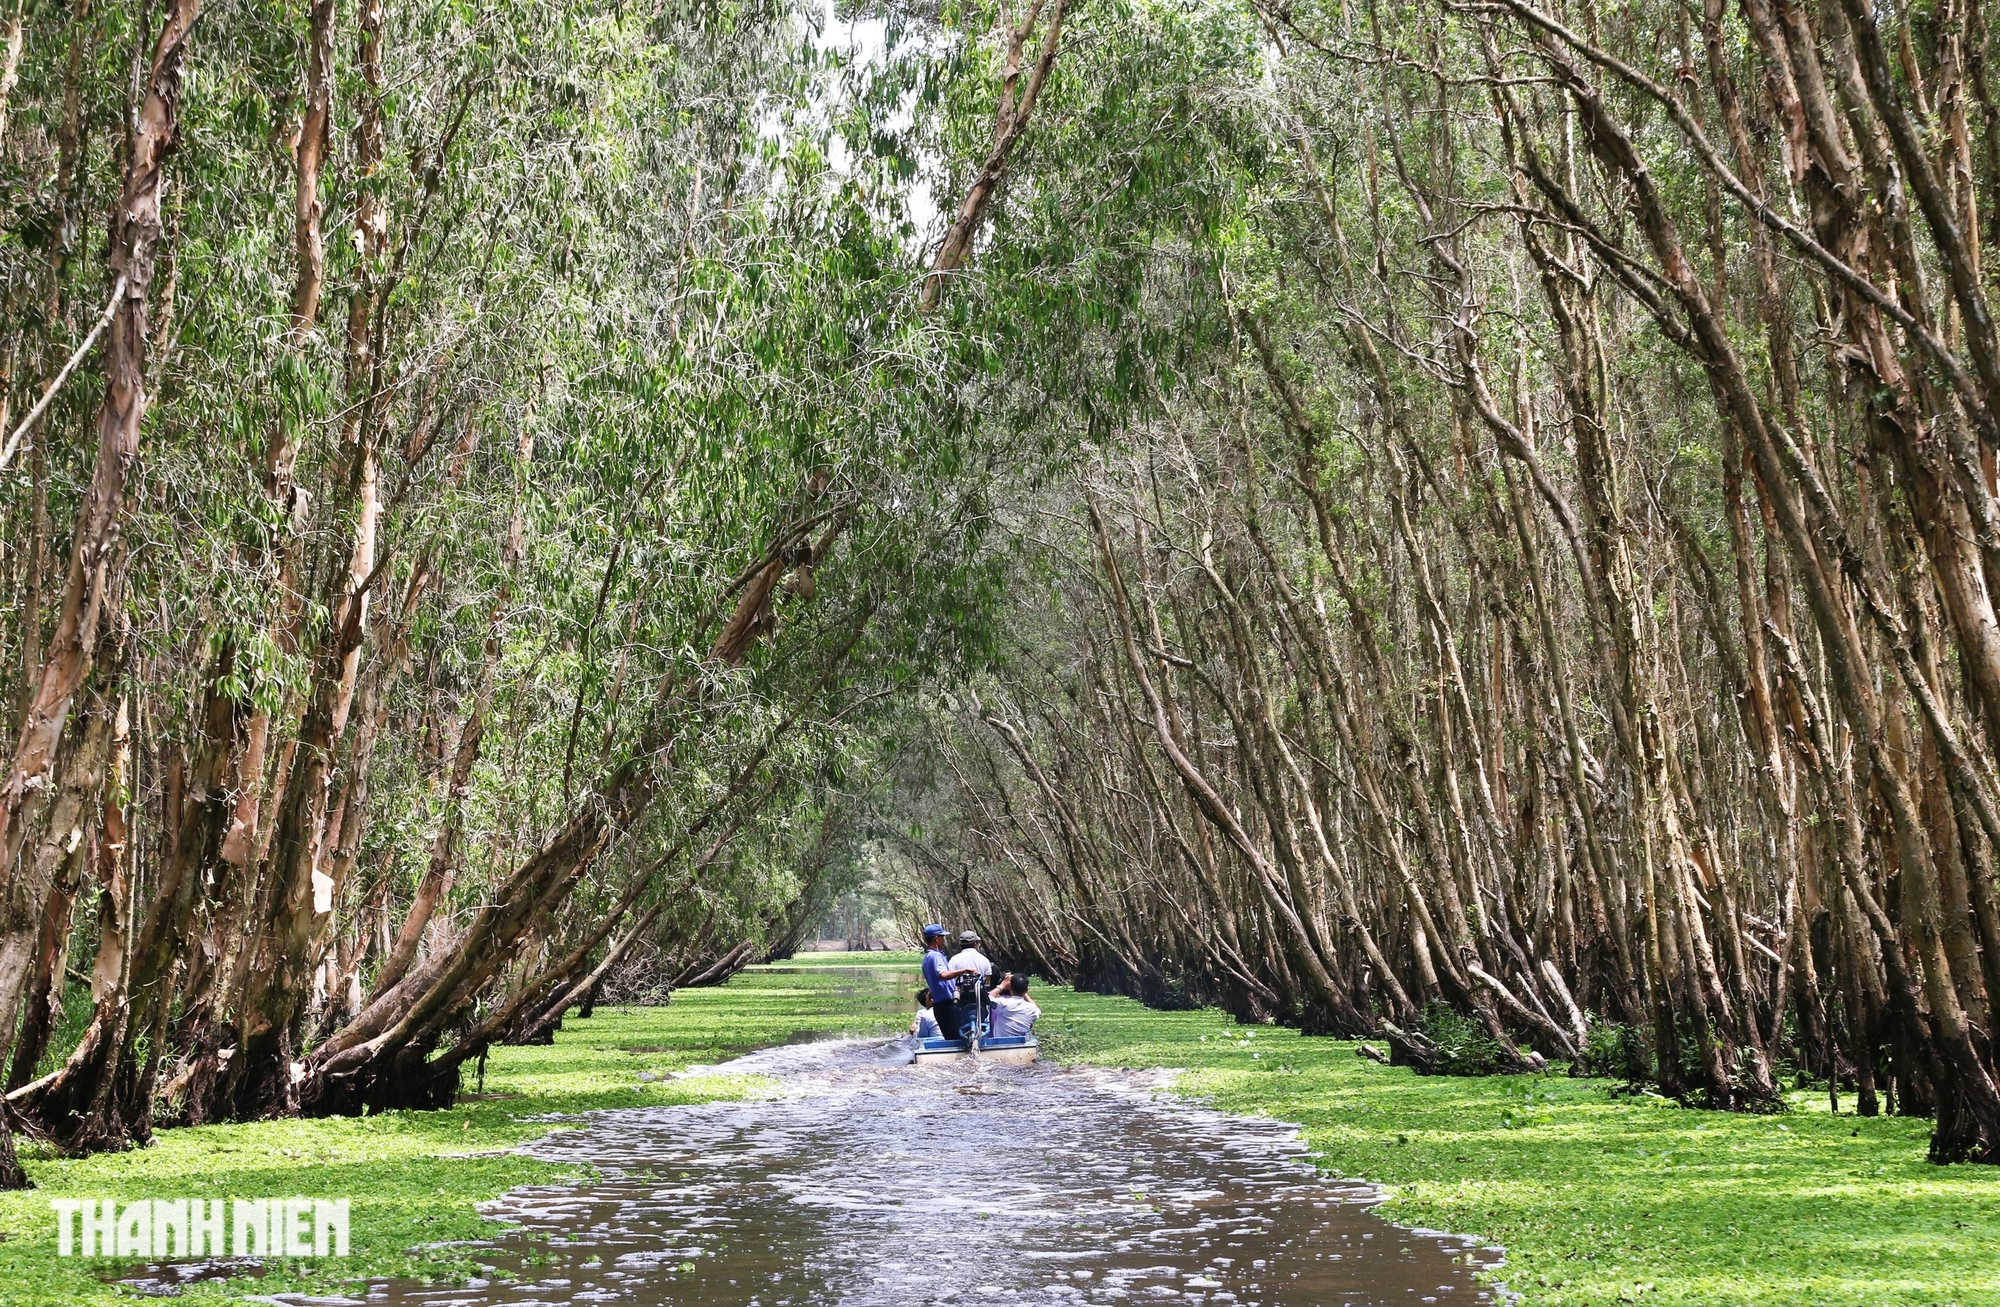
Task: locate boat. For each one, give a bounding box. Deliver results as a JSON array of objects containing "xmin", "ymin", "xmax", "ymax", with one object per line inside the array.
[
  {"xmin": 910, "ymin": 974, "xmax": 1040, "ymax": 1064},
  {"xmin": 910, "ymin": 1034, "xmax": 1040, "ymax": 1065}
]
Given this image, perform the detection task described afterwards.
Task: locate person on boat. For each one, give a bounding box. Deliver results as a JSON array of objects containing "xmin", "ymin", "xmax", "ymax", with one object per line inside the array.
[
  {"xmin": 911, "ymin": 989, "xmax": 942, "ymax": 1040},
  {"xmin": 947, "ymin": 931, "xmax": 996, "ymax": 1032},
  {"xmin": 921, "ymin": 924, "xmax": 979, "ymax": 1040},
  {"xmin": 948, "ymin": 931, "xmax": 993, "ymax": 980},
  {"xmin": 986, "ymin": 973, "xmax": 1041, "ymax": 1040}
]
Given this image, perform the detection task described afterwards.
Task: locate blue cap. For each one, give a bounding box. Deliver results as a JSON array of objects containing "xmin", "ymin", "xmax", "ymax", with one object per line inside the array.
[{"xmin": 922, "ymin": 923, "xmax": 947, "ymax": 939}]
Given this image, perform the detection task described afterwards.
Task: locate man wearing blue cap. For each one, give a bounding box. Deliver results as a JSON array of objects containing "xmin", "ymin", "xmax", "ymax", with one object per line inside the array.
[{"xmin": 920, "ymin": 924, "xmax": 979, "ymax": 1041}]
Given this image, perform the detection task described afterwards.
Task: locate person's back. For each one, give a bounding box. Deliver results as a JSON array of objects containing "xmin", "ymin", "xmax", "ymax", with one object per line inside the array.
[
  {"xmin": 947, "ymin": 947, "xmax": 991, "ymax": 975},
  {"xmin": 947, "ymin": 933, "xmax": 992, "ymax": 979},
  {"xmin": 987, "ymin": 974, "xmax": 1041, "ymax": 1040}
]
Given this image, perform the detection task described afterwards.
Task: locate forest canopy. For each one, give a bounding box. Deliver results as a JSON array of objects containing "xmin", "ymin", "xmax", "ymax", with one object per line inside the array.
[{"xmin": 5, "ymin": 0, "xmax": 2000, "ymax": 1181}]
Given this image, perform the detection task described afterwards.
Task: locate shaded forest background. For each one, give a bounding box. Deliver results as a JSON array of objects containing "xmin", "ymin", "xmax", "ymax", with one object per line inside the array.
[{"xmin": 5, "ymin": 0, "xmax": 2000, "ymax": 1183}]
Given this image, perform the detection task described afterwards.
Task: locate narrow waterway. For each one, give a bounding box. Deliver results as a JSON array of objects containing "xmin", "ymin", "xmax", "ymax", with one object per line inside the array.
[{"xmin": 130, "ymin": 970, "xmax": 1506, "ymax": 1306}]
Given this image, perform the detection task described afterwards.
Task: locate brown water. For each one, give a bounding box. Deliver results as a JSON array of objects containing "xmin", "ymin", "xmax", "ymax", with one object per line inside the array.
[{"xmin": 153, "ymin": 1035, "xmax": 1506, "ymax": 1307}]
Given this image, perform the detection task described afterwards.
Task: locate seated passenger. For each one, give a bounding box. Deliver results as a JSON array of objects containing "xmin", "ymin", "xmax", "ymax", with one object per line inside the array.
[
  {"xmin": 911, "ymin": 988, "xmax": 942, "ymax": 1040},
  {"xmin": 986, "ymin": 973, "xmax": 1041, "ymax": 1040}
]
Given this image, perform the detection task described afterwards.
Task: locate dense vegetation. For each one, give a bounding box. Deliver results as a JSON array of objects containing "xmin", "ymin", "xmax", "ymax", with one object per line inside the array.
[
  {"xmin": 881, "ymin": 0, "xmax": 2000, "ymax": 1169},
  {"xmin": 6, "ymin": 0, "xmax": 2000, "ymax": 1207},
  {"xmin": 0, "ymin": 0, "xmax": 1050, "ymax": 1176}
]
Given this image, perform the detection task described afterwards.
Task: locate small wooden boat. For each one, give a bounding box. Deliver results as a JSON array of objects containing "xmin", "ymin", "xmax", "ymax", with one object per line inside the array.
[{"xmin": 910, "ymin": 1034, "xmax": 1039, "ymax": 1065}]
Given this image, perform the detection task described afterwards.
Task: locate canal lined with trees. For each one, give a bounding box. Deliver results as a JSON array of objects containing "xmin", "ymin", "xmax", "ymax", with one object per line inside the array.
[{"xmin": 3, "ymin": 958, "xmax": 1986, "ymax": 1305}]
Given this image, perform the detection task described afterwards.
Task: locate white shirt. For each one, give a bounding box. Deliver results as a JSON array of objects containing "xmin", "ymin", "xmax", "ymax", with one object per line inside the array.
[
  {"xmin": 987, "ymin": 994, "xmax": 1040, "ymax": 1039},
  {"xmin": 911, "ymin": 1008, "xmax": 941, "ymax": 1039},
  {"xmin": 947, "ymin": 948, "xmax": 993, "ymax": 977}
]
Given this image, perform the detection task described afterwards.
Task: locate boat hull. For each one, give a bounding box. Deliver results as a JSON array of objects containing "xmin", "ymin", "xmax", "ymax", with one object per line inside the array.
[{"xmin": 910, "ymin": 1036, "xmax": 1039, "ymax": 1064}]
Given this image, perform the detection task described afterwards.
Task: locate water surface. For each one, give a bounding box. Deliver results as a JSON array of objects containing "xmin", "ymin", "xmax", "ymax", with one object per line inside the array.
[
  {"xmin": 121, "ymin": 966, "xmax": 1503, "ymax": 1306},
  {"xmin": 225, "ymin": 1031, "xmax": 1501, "ymax": 1306}
]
